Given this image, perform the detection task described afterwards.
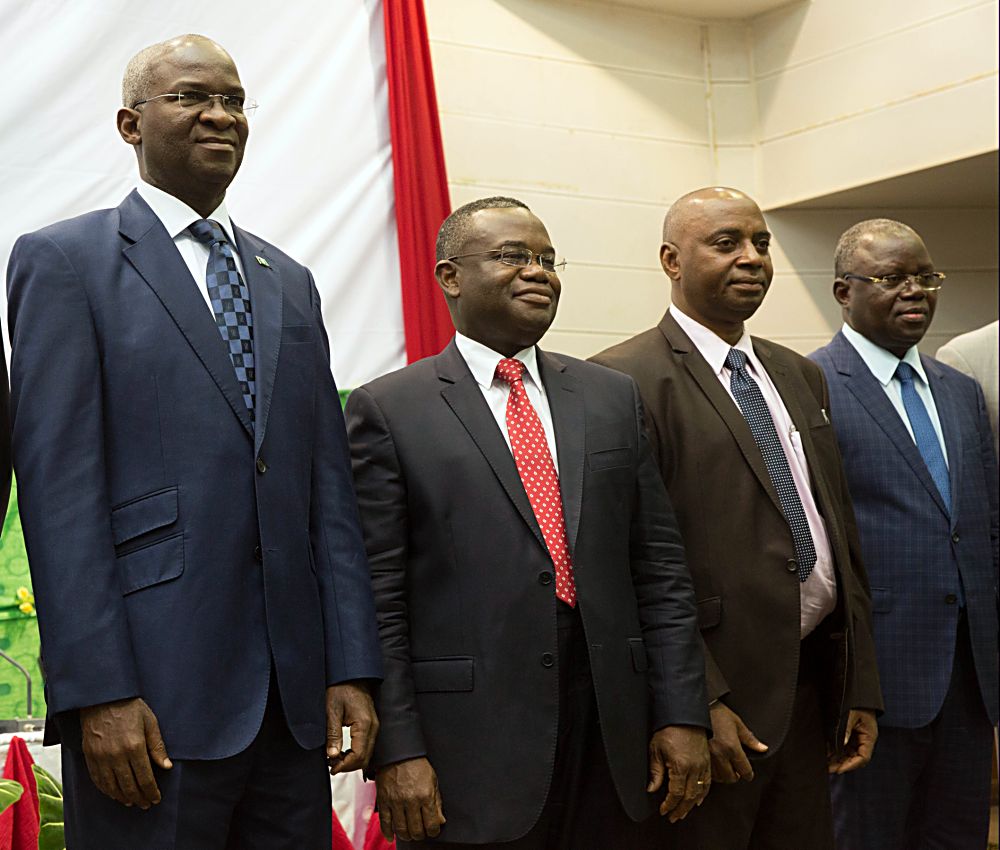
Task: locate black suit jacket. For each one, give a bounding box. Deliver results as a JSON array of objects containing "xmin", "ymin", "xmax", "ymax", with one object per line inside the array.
[
  {"xmin": 593, "ymin": 313, "xmax": 882, "ymax": 756},
  {"xmin": 345, "ymin": 340, "xmax": 709, "ymax": 844}
]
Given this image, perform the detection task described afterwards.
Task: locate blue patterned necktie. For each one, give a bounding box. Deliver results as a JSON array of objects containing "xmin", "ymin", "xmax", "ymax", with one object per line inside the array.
[
  {"xmin": 725, "ymin": 348, "xmax": 817, "ymax": 582},
  {"xmin": 188, "ymin": 219, "xmax": 255, "ymax": 425},
  {"xmin": 895, "ymin": 361, "xmax": 950, "ymax": 513}
]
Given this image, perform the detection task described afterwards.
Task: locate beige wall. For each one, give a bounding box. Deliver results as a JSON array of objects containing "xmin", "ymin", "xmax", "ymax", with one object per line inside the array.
[
  {"xmin": 425, "ymin": 0, "xmax": 999, "ymax": 360},
  {"xmin": 751, "ymin": 0, "xmax": 999, "ymax": 209}
]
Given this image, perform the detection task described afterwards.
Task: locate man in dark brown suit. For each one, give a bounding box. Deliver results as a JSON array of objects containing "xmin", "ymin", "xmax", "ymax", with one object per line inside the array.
[{"xmin": 592, "ymin": 187, "xmax": 883, "ymax": 850}]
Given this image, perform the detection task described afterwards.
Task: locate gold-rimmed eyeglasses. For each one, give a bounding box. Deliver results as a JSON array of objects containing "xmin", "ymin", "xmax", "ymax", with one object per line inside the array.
[
  {"xmin": 446, "ymin": 246, "xmax": 566, "ymax": 274},
  {"xmin": 842, "ymin": 272, "xmax": 945, "ymax": 293}
]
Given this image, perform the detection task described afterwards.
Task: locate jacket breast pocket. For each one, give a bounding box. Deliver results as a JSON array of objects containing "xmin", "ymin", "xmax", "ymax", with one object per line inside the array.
[
  {"xmin": 869, "ymin": 587, "xmax": 893, "ymax": 613},
  {"xmin": 587, "ymin": 446, "xmax": 633, "ymax": 471},
  {"xmin": 111, "ymin": 488, "xmax": 184, "ymax": 595},
  {"xmin": 411, "ymin": 657, "xmax": 474, "ymax": 693},
  {"xmin": 282, "ymin": 324, "xmax": 315, "ymax": 344}
]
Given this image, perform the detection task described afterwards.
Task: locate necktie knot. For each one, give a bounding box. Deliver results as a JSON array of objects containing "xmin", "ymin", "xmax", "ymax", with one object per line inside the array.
[
  {"xmin": 188, "ymin": 218, "xmax": 228, "ymax": 247},
  {"xmin": 495, "ymin": 357, "xmax": 525, "ymax": 386},
  {"xmin": 895, "ymin": 361, "xmax": 915, "ymax": 385},
  {"xmin": 725, "ymin": 348, "xmax": 749, "ymax": 374}
]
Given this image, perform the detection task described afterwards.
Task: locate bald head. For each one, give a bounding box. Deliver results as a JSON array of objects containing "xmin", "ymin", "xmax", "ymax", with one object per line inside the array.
[
  {"xmin": 663, "ymin": 187, "xmax": 758, "ymax": 243},
  {"xmin": 834, "ymin": 219, "xmax": 923, "ymax": 279},
  {"xmin": 122, "ymin": 34, "xmax": 233, "ymax": 107}
]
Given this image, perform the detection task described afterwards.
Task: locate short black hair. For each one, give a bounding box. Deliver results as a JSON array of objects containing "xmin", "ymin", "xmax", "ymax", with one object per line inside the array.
[
  {"xmin": 435, "ymin": 196, "xmax": 530, "ymax": 262},
  {"xmin": 834, "ymin": 218, "xmax": 917, "ymax": 278}
]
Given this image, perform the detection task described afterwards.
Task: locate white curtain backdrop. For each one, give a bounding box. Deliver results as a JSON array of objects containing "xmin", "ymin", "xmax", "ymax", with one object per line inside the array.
[{"xmin": 0, "ymin": 0, "xmax": 406, "ymax": 389}]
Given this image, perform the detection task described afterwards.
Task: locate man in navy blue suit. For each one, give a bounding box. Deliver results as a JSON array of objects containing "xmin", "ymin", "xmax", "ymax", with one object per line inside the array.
[
  {"xmin": 6, "ymin": 34, "xmax": 382, "ymax": 849},
  {"xmin": 811, "ymin": 219, "xmax": 998, "ymax": 850}
]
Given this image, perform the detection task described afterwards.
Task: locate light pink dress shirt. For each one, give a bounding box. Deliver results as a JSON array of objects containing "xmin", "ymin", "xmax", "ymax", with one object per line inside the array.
[{"xmin": 670, "ymin": 306, "xmax": 838, "ymax": 638}]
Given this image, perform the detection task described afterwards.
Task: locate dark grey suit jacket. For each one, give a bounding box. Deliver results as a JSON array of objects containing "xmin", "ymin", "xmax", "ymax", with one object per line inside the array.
[
  {"xmin": 593, "ymin": 312, "xmax": 883, "ymax": 757},
  {"xmin": 345, "ymin": 340, "xmax": 709, "ymax": 844}
]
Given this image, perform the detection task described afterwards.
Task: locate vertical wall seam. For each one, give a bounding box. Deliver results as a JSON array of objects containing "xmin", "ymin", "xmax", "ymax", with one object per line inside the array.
[{"xmin": 700, "ymin": 24, "xmax": 718, "ymax": 182}]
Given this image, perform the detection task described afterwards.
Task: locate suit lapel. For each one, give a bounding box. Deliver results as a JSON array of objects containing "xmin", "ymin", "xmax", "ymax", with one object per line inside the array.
[
  {"xmin": 539, "ymin": 351, "xmax": 584, "ymax": 555},
  {"xmin": 659, "ymin": 313, "xmax": 784, "ymax": 515},
  {"xmin": 234, "ymin": 226, "xmax": 282, "ymax": 453},
  {"xmin": 925, "ymin": 356, "xmax": 962, "ymax": 524},
  {"xmin": 118, "ymin": 191, "xmax": 253, "ymax": 439},
  {"xmin": 437, "ymin": 343, "xmax": 546, "ymax": 549},
  {"xmin": 831, "ymin": 333, "xmax": 949, "ymax": 517}
]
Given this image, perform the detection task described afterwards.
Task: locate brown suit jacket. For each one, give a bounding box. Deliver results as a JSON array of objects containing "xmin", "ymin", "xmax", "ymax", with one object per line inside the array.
[{"xmin": 593, "ymin": 311, "xmax": 882, "ymax": 754}]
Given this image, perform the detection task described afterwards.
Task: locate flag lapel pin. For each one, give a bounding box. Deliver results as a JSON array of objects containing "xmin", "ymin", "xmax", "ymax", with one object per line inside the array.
[{"xmin": 255, "ymin": 255, "xmax": 271, "ymax": 268}]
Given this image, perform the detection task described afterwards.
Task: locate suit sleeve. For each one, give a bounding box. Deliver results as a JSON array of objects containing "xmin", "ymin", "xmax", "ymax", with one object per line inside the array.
[
  {"xmin": 973, "ymin": 383, "xmax": 999, "ymax": 587},
  {"xmin": 307, "ymin": 278, "xmax": 383, "ymax": 685},
  {"xmin": 5, "ymin": 233, "xmax": 141, "ymax": 713},
  {"xmin": 345, "ymin": 385, "xmax": 427, "ymax": 768},
  {"xmin": 812, "ymin": 363, "xmax": 883, "ymax": 712},
  {"xmin": 628, "ymin": 381, "xmax": 712, "ymax": 732}
]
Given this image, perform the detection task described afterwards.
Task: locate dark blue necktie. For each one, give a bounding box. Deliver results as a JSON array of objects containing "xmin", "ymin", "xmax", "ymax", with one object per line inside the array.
[
  {"xmin": 895, "ymin": 362, "xmax": 950, "ymax": 513},
  {"xmin": 188, "ymin": 219, "xmax": 255, "ymax": 425},
  {"xmin": 726, "ymin": 348, "xmax": 817, "ymax": 582}
]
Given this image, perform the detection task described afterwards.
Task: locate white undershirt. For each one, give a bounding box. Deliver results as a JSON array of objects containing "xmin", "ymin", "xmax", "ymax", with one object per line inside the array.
[
  {"xmin": 135, "ymin": 181, "xmax": 245, "ymax": 314},
  {"xmin": 453, "ymin": 332, "xmax": 559, "ymax": 474}
]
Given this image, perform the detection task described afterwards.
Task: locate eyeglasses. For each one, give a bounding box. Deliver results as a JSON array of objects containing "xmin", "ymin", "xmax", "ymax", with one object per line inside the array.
[
  {"xmin": 842, "ymin": 272, "xmax": 946, "ymax": 293},
  {"xmin": 132, "ymin": 90, "xmax": 258, "ymax": 116},
  {"xmin": 446, "ymin": 246, "xmax": 567, "ymax": 273}
]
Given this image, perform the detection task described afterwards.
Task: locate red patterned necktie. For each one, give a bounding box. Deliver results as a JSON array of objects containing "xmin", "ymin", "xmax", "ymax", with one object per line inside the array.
[{"xmin": 494, "ymin": 358, "xmax": 577, "ymax": 607}]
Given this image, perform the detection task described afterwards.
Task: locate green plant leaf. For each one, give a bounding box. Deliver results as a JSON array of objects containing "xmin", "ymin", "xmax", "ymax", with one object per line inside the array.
[
  {"xmin": 32, "ymin": 764, "xmax": 65, "ymax": 850},
  {"xmin": 0, "ymin": 777, "xmax": 24, "ymax": 814}
]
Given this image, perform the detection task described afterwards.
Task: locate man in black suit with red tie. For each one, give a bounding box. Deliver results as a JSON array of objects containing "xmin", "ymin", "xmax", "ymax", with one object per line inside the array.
[{"xmin": 346, "ymin": 196, "xmax": 711, "ymax": 848}]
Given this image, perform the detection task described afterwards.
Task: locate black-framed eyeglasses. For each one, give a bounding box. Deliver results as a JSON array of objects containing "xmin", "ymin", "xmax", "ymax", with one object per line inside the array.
[
  {"xmin": 446, "ymin": 246, "xmax": 567, "ymax": 273},
  {"xmin": 132, "ymin": 90, "xmax": 258, "ymax": 116},
  {"xmin": 842, "ymin": 272, "xmax": 946, "ymax": 293}
]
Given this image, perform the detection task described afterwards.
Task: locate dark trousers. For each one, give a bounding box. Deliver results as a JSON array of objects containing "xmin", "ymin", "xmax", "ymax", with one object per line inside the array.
[
  {"xmin": 830, "ymin": 615, "xmax": 994, "ymax": 850},
  {"xmin": 403, "ymin": 604, "xmax": 659, "ymax": 850},
  {"xmin": 62, "ymin": 674, "xmax": 332, "ymax": 850},
  {"xmin": 664, "ymin": 635, "xmax": 835, "ymax": 850}
]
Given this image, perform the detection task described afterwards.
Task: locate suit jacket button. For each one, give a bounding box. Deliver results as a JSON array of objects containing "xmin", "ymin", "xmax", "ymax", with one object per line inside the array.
[
  {"xmin": 538, "ymin": 571, "xmax": 553, "ymax": 585},
  {"xmin": 256, "ymin": 457, "xmax": 267, "ymax": 474},
  {"xmin": 786, "ymin": 559, "xmax": 798, "ymax": 573},
  {"xmin": 541, "ymin": 652, "xmax": 555, "ymax": 668},
  {"xmin": 944, "ymin": 593, "xmax": 958, "ymax": 605},
  {"xmin": 254, "ymin": 545, "xmax": 263, "ymax": 563},
  {"xmin": 951, "ymin": 532, "xmax": 960, "ymax": 543}
]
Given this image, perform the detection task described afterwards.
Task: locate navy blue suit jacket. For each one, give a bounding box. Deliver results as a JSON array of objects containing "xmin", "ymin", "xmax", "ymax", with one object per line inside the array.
[
  {"xmin": 811, "ymin": 332, "xmax": 998, "ymax": 728},
  {"xmin": 6, "ymin": 190, "xmax": 382, "ymax": 759}
]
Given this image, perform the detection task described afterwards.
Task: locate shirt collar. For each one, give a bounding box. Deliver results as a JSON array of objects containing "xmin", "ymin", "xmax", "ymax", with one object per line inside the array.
[
  {"xmin": 454, "ymin": 332, "xmax": 542, "ymax": 391},
  {"xmin": 841, "ymin": 322, "xmax": 927, "ymax": 387},
  {"xmin": 669, "ymin": 304, "xmax": 760, "ymax": 377},
  {"xmin": 136, "ymin": 181, "xmax": 237, "ymax": 246}
]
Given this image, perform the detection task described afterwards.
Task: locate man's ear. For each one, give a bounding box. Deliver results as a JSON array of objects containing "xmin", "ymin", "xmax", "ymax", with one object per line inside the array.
[
  {"xmin": 660, "ymin": 242, "xmax": 681, "ymax": 280},
  {"xmin": 117, "ymin": 107, "xmax": 142, "ymax": 146},
  {"xmin": 833, "ymin": 277, "xmax": 851, "ymax": 308},
  {"xmin": 435, "ymin": 259, "xmax": 460, "ymax": 300}
]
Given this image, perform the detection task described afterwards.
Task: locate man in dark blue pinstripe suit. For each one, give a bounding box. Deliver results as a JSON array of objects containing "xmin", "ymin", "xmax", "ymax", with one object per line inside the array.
[{"xmin": 811, "ymin": 219, "xmax": 998, "ymax": 850}]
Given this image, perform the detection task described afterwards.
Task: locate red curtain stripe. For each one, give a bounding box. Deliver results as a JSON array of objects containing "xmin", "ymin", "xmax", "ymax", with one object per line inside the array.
[{"xmin": 384, "ymin": 0, "xmax": 454, "ymax": 363}]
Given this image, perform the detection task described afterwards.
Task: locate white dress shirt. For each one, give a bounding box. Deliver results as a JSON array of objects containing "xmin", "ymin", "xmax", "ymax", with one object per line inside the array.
[
  {"xmin": 454, "ymin": 332, "xmax": 559, "ymax": 473},
  {"xmin": 670, "ymin": 305, "xmax": 838, "ymax": 637},
  {"xmin": 841, "ymin": 323, "xmax": 948, "ymax": 465},
  {"xmin": 136, "ymin": 181, "xmax": 245, "ymax": 314}
]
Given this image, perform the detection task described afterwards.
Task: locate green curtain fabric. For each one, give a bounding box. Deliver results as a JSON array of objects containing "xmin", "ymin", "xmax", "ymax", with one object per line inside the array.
[{"xmin": 0, "ymin": 478, "xmax": 44, "ymax": 719}]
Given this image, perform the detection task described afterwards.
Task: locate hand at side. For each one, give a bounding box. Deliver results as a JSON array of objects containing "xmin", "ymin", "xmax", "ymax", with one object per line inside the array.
[
  {"xmin": 647, "ymin": 724, "xmax": 712, "ymax": 822},
  {"xmin": 80, "ymin": 697, "xmax": 172, "ymax": 809},
  {"xmin": 376, "ymin": 756, "xmax": 446, "ymax": 842},
  {"xmin": 708, "ymin": 702, "xmax": 768, "ymax": 783}
]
